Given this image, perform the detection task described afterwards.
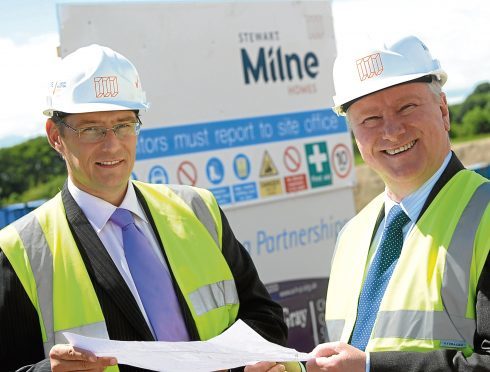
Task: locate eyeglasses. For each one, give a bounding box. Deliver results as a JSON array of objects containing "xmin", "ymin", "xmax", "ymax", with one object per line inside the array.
[{"xmin": 60, "ymin": 118, "xmax": 142, "ymax": 143}]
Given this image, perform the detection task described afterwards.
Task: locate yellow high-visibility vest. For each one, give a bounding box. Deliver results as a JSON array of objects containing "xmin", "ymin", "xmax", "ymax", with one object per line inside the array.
[
  {"xmin": 325, "ymin": 171, "xmax": 489, "ymax": 356},
  {"xmin": 0, "ymin": 182, "xmax": 239, "ymax": 371}
]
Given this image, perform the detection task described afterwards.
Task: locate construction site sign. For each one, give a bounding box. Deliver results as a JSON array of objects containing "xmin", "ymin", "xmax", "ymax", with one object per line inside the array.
[{"xmin": 58, "ymin": 0, "xmax": 356, "ymax": 351}]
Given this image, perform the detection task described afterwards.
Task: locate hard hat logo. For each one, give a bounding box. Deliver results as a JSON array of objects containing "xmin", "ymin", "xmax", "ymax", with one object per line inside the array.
[
  {"xmin": 356, "ymin": 53, "xmax": 384, "ymax": 81},
  {"xmin": 94, "ymin": 76, "xmax": 119, "ymax": 98},
  {"xmin": 50, "ymin": 81, "xmax": 67, "ymax": 95}
]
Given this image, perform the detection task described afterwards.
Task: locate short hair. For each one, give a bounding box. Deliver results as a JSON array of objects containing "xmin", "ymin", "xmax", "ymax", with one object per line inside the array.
[
  {"xmin": 50, "ymin": 111, "xmax": 70, "ymax": 135},
  {"xmin": 427, "ymin": 78, "xmax": 443, "ymax": 98}
]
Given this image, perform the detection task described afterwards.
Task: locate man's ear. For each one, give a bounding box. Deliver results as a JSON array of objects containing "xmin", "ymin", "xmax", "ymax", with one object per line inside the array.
[
  {"xmin": 439, "ymin": 92, "xmax": 450, "ymax": 132},
  {"xmin": 46, "ymin": 119, "xmax": 63, "ymax": 152}
]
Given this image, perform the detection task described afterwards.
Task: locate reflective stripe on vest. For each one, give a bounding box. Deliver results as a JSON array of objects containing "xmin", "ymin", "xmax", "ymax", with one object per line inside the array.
[
  {"xmin": 326, "ymin": 319, "xmax": 345, "ymax": 342},
  {"xmin": 10, "ymin": 199, "xmax": 112, "ymax": 358},
  {"xmin": 166, "ymin": 184, "xmax": 220, "ymax": 248},
  {"xmin": 189, "ymin": 280, "xmax": 239, "ymax": 316},
  {"xmin": 326, "ymin": 173, "xmax": 489, "ymax": 352},
  {"xmin": 441, "ymin": 182, "xmax": 490, "ymax": 346},
  {"xmin": 12, "ymin": 213, "xmax": 56, "ymax": 356}
]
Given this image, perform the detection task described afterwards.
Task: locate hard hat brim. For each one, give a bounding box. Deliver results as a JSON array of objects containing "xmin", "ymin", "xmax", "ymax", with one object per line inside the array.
[
  {"xmin": 333, "ymin": 70, "xmax": 447, "ymax": 116},
  {"xmin": 43, "ymin": 101, "xmax": 150, "ymax": 117}
]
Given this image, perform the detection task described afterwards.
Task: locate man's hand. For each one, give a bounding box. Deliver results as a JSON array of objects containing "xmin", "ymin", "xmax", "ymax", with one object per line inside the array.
[
  {"xmin": 306, "ymin": 342, "xmax": 365, "ymax": 372},
  {"xmin": 50, "ymin": 344, "xmax": 117, "ymax": 371}
]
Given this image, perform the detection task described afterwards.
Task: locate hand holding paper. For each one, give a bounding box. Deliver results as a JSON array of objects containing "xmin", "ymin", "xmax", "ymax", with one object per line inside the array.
[{"xmin": 64, "ymin": 319, "xmax": 312, "ymax": 371}]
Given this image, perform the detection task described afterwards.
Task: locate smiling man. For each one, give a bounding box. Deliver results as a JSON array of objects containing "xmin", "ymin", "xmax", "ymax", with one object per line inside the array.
[
  {"xmin": 306, "ymin": 36, "xmax": 490, "ymax": 371},
  {"xmin": 0, "ymin": 45, "xmax": 288, "ymax": 372}
]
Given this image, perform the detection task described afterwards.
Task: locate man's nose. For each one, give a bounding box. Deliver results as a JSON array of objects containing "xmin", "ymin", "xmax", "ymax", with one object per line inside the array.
[
  {"xmin": 101, "ymin": 127, "xmax": 120, "ymax": 147},
  {"xmin": 382, "ymin": 117, "xmax": 406, "ymax": 141}
]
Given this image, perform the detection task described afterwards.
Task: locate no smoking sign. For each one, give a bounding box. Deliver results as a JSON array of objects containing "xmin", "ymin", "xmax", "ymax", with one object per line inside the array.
[
  {"xmin": 283, "ymin": 146, "xmax": 302, "ymax": 173},
  {"xmin": 177, "ymin": 160, "xmax": 198, "ymax": 186}
]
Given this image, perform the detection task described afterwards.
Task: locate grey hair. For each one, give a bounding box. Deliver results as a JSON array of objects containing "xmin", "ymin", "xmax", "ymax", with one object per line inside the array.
[{"xmin": 427, "ymin": 78, "xmax": 443, "ymax": 98}]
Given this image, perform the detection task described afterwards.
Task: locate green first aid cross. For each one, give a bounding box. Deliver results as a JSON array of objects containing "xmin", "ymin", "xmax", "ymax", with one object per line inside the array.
[{"xmin": 305, "ymin": 142, "xmax": 332, "ymax": 188}]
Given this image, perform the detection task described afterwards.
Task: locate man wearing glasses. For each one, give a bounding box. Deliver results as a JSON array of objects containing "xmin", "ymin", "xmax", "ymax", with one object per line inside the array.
[{"xmin": 0, "ymin": 45, "xmax": 291, "ymax": 372}]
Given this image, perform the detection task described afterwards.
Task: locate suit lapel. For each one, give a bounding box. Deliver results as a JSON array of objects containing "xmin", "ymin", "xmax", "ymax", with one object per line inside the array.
[
  {"xmin": 417, "ymin": 152, "xmax": 465, "ymax": 222},
  {"xmin": 61, "ymin": 183, "xmax": 154, "ymax": 341}
]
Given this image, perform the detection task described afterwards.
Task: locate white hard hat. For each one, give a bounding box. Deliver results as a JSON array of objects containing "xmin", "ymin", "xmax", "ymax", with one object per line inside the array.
[
  {"xmin": 43, "ymin": 44, "xmax": 149, "ymax": 116},
  {"xmin": 332, "ymin": 35, "xmax": 447, "ymax": 115}
]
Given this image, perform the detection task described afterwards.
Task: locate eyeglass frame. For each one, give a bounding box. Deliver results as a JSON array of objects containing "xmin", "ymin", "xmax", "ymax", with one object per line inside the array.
[{"xmin": 54, "ymin": 115, "xmax": 142, "ymax": 143}]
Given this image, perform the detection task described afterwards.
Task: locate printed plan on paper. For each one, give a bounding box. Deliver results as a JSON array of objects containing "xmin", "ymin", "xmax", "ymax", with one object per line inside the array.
[{"xmin": 64, "ymin": 320, "xmax": 312, "ymax": 371}]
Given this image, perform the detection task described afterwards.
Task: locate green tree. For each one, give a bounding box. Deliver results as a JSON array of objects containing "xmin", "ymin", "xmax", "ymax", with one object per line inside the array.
[
  {"xmin": 462, "ymin": 106, "xmax": 490, "ymax": 134},
  {"xmin": 0, "ymin": 136, "xmax": 66, "ymax": 205},
  {"xmin": 455, "ymin": 82, "xmax": 490, "ymax": 123}
]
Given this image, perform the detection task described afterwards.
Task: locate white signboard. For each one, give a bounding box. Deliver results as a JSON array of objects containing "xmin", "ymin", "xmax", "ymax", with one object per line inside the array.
[{"xmin": 58, "ymin": 1, "xmax": 356, "ymax": 350}]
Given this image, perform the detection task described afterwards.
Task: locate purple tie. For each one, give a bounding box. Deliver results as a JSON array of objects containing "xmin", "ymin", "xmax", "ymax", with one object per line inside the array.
[{"xmin": 110, "ymin": 208, "xmax": 189, "ymax": 341}]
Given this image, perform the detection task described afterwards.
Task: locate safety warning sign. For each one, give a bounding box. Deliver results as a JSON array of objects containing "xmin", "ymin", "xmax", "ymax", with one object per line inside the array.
[
  {"xmin": 234, "ymin": 154, "xmax": 251, "ymax": 180},
  {"xmin": 233, "ymin": 182, "xmax": 258, "ymax": 202},
  {"xmin": 283, "ymin": 146, "xmax": 302, "ymax": 173},
  {"xmin": 148, "ymin": 165, "xmax": 168, "ymax": 184},
  {"xmin": 206, "ymin": 157, "xmax": 225, "ymax": 185},
  {"xmin": 260, "ymin": 151, "xmax": 279, "ymax": 177},
  {"xmin": 177, "ymin": 161, "xmax": 197, "ymax": 186},
  {"xmin": 285, "ymin": 174, "xmax": 308, "ymax": 193},
  {"xmin": 209, "ymin": 186, "xmax": 232, "ymax": 205},
  {"xmin": 331, "ymin": 143, "xmax": 352, "ymax": 179},
  {"xmin": 305, "ymin": 142, "xmax": 332, "ymax": 188},
  {"xmin": 260, "ymin": 179, "xmax": 283, "ymax": 197}
]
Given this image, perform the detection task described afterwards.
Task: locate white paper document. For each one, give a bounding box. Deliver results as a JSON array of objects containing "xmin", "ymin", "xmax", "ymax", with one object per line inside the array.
[{"xmin": 64, "ymin": 319, "xmax": 313, "ymax": 371}]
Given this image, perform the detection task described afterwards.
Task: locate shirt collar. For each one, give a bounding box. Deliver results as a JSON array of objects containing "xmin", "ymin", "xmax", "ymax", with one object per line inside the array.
[
  {"xmin": 67, "ymin": 178, "xmax": 148, "ymax": 233},
  {"xmin": 384, "ymin": 151, "xmax": 452, "ymax": 223}
]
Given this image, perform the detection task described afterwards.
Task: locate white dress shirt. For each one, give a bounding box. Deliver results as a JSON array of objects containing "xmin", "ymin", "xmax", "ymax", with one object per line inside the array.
[{"xmin": 67, "ymin": 178, "xmax": 170, "ymax": 337}]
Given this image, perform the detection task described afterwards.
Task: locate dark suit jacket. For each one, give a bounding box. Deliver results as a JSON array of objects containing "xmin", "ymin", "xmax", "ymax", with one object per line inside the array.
[
  {"xmin": 369, "ymin": 153, "xmax": 490, "ymax": 371},
  {"xmin": 0, "ymin": 183, "xmax": 287, "ymax": 371}
]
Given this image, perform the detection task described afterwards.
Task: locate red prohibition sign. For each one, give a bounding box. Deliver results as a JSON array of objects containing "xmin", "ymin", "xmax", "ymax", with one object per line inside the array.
[
  {"xmin": 283, "ymin": 146, "xmax": 301, "ymax": 173},
  {"xmin": 177, "ymin": 160, "xmax": 197, "ymax": 186},
  {"xmin": 332, "ymin": 143, "xmax": 352, "ymax": 179}
]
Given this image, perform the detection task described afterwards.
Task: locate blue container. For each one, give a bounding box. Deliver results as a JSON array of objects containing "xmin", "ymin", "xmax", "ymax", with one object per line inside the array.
[
  {"xmin": 469, "ymin": 163, "xmax": 490, "ymax": 179},
  {"xmin": 0, "ymin": 199, "xmax": 47, "ymax": 229}
]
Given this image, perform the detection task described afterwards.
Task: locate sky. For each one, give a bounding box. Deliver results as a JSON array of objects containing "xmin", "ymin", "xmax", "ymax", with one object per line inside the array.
[{"xmin": 0, "ymin": 0, "xmax": 489, "ymax": 147}]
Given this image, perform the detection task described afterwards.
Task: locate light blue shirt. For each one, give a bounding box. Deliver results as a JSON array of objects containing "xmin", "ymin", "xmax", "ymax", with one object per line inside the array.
[{"xmin": 365, "ymin": 151, "xmax": 451, "ymax": 371}]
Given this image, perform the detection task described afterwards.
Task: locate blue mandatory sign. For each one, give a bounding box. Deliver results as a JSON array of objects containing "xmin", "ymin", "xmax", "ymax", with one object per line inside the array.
[
  {"xmin": 209, "ymin": 186, "xmax": 232, "ymax": 205},
  {"xmin": 206, "ymin": 157, "xmax": 225, "ymax": 185},
  {"xmin": 233, "ymin": 182, "xmax": 258, "ymax": 202},
  {"xmin": 148, "ymin": 165, "xmax": 169, "ymax": 184},
  {"xmin": 233, "ymin": 154, "xmax": 251, "ymax": 180}
]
